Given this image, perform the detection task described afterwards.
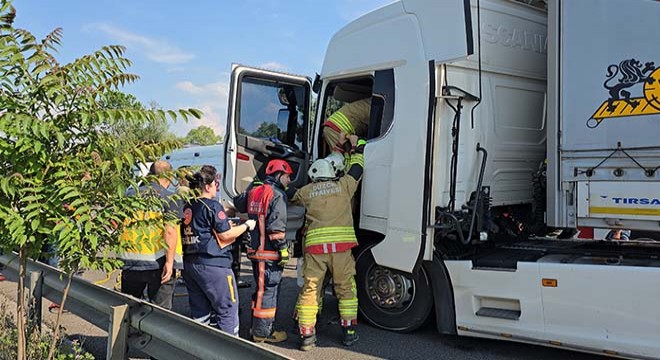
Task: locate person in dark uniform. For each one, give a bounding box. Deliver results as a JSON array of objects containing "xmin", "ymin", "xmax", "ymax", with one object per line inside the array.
[
  {"xmin": 234, "ymin": 159, "xmax": 293, "ymax": 343},
  {"xmin": 181, "ymin": 165, "xmax": 255, "ymax": 335}
]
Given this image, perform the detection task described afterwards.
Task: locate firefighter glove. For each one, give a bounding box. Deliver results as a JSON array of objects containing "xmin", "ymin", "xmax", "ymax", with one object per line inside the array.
[
  {"xmin": 244, "ymin": 219, "xmax": 256, "ymax": 231},
  {"xmin": 278, "ymin": 248, "xmax": 289, "ymax": 267},
  {"xmin": 353, "ymin": 139, "xmax": 367, "ymax": 154}
]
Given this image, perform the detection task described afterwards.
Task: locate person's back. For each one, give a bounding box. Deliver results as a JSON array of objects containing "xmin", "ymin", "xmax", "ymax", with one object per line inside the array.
[
  {"xmin": 118, "ymin": 160, "xmax": 180, "ymax": 310},
  {"xmin": 290, "ymin": 135, "xmax": 365, "ymax": 350},
  {"xmin": 234, "ymin": 159, "xmax": 293, "ymax": 343}
]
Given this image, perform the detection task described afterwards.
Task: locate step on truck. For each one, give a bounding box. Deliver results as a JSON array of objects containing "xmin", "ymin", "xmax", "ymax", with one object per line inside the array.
[{"xmin": 221, "ymin": 0, "xmax": 660, "ymax": 358}]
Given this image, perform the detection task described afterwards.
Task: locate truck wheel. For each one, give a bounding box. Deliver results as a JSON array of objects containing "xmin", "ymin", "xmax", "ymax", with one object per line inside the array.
[{"xmin": 355, "ymin": 245, "xmax": 433, "ymax": 332}]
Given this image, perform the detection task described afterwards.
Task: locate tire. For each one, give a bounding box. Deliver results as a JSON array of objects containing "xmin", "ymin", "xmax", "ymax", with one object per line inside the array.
[{"xmin": 355, "ymin": 245, "xmax": 433, "ymax": 332}]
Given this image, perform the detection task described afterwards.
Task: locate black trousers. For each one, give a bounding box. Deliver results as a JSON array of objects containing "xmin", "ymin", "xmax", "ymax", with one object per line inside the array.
[{"xmin": 121, "ymin": 268, "xmax": 175, "ymax": 309}]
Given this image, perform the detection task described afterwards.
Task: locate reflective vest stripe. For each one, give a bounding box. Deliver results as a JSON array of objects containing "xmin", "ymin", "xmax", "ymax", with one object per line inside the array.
[
  {"xmin": 328, "ymin": 111, "xmax": 355, "ymax": 134},
  {"xmin": 119, "ymin": 249, "xmax": 166, "ymax": 261}
]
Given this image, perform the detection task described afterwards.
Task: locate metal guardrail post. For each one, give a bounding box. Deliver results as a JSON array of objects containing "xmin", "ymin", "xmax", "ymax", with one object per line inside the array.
[
  {"xmin": 28, "ymin": 270, "xmax": 43, "ymax": 331},
  {"xmin": 107, "ymin": 304, "xmax": 129, "ymax": 360},
  {"xmin": 0, "ymin": 252, "xmax": 291, "ymax": 360}
]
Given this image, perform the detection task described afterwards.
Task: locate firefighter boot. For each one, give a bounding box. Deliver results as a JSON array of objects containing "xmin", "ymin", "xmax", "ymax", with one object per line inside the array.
[
  {"xmin": 341, "ymin": 326, "xmax": 359, "ymax": 346},
  {"xmin": 253, "ymin": 330, "xmax": 287, "ymax": 343},
  {"xmin": 299, "ymin": 334, "xmax": 317, "ymax": 351}
]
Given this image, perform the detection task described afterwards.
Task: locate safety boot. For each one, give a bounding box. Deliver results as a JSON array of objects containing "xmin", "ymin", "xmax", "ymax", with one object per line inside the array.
[
  {"xmin": 299, "ymin": 334, "xmax": 317, "ymax": 351},
  {"xmin": 252, "ymin": 330, "xmax": 287, "ymax": 343},
  {"xmin": 341, "ymin": 326, "xmax": 359, "ymax": 347}
]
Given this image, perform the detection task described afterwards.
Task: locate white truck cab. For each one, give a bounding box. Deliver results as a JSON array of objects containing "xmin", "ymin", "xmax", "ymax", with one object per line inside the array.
[{"xmin": 223, "ymin": 0, "xmax": 660, "ymax": 358}]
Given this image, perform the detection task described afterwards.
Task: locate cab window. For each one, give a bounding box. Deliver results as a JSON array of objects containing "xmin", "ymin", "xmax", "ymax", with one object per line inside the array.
[
  {"xmin": 318, "ymin": 69, "xmax": 395, "ymax": 155},
  {"xmin": 238, "ymin": 77, "xmax": 307, "ymax": 150}
]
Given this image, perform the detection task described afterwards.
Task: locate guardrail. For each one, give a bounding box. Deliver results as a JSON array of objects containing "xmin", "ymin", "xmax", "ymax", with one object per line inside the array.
[{"xmin": 0, "ymin": 252, "xmax": 290, "ymax": 360}]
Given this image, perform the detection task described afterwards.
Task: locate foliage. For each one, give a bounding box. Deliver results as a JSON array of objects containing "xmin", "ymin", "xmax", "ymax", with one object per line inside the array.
[
  {"xmin": 100, "ymin": 91, "xmax": 178, "ymax": 146},
  {"xmin": 184, "ymin": 125, "xmax": 222, "ymax": 145},
  {"xmin": 0, "ymin": 1, "xmax": 201, "ymax": 358},
  {"xmin": 0, "ymin": 301, "xmax": 95, "ymax": 359}
]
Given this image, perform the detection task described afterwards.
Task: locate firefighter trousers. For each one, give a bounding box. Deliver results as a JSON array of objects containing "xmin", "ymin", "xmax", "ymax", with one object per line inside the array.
[
  {"xmin": 251, "ymin": 261, "xmax": 283, "ymax": 337},
  {"xmin": 298, "ymin": 251, "xmax": 358, "ymax": 335}
]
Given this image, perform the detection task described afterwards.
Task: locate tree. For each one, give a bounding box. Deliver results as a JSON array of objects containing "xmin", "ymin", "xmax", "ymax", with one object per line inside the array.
[
  {"xmin": 0, "ymin": 2, "xmax": 201, "ymax": 359},
  {"xmin": 100, "ymin": 91, "xmax": 178, "ymax": 146},
  {"xmin": 184, "ymin": 125, "xmax": 222, "ymax": 145}
]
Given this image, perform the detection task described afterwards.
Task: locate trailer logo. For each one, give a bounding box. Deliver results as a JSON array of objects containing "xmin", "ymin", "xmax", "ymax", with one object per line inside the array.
[{"xmin": 588, "ymin": 59, "xmax": 660, "ymax": 128}]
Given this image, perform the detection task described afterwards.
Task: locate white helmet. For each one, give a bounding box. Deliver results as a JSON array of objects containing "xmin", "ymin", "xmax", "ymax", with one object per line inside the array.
[
  {"xmin": 324, "ymin": 152, "xmax": 345, "ymax": 174},
  {"xmin": 308, "ymin": 159, "xmax": 337, "ymax": 182}
]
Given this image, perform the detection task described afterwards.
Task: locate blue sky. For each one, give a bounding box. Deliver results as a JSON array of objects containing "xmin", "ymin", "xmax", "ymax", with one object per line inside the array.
[{"xmin": 14, "ymin": 0, "xmax": 393, "ymax": 137}]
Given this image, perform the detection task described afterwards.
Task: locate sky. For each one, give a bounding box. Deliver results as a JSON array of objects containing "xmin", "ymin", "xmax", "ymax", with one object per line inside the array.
[{"xmin": 14, "ymin": 0, "xmax": 394, "ymax": 138}]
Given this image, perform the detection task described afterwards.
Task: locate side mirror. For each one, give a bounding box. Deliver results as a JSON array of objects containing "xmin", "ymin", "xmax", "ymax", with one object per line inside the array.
[
  {"xmin": 277, "ymin": 108, "xmax": 290, "ymax": 141},
  {"xmin": 312, "ymin": 73, "xmax": 322, "ymax": 94}
]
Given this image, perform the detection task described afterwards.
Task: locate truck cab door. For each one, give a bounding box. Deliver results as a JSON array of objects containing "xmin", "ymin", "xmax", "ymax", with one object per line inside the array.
[{"xmin": 223, "ymin": 64, "xmax": 311, "ymax": 239}]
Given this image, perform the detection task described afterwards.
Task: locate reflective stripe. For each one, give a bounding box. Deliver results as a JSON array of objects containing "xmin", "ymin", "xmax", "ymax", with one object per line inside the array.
[
  {"xmin": 227, "ymin": 275, "xmax": 236, "ymax": 303},
  {"xmin": 348, "ymin": 153, "xmax": 364, "ymax": 167},
  {"xmin": 306, "ymin": 226, "xmax": 357, "ymax": 246},
  {"xmin": 252, "ymin": 307, "xmax": 276, "ymax": 319},
  {"xmin": 118, "ymin": 249, "xmax": 166, "ymax": 261},
  {"xmin": 339, "ymin": 298, "xmax": 358, "ymax": 318},
  {"xmin": 247, "ymin": 249, "xmax": 280, "ymax": 261},
  {"xmin": 328, "ymin": 111, "xmax": 355, "ymax": 134},
  {"xmin": 298, "ymin": 305, "xmax": 318, "ymax": 326}
]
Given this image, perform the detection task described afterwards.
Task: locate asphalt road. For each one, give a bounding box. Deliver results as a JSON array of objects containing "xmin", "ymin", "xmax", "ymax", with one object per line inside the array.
[{"xmin": 0, "ymin": 257, "xmax": 609, "ymax": 360}]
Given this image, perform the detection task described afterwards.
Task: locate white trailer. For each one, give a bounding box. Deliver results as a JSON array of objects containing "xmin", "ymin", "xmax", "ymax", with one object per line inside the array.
[{"xmin": 222, "ymin": 0, "xmax": 660, "ymax": 358}]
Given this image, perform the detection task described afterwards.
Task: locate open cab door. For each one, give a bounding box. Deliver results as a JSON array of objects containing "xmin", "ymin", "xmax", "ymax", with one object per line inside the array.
[{"xmin": 223, "ymin": 64, "xmax": 312, "ymax": 238}]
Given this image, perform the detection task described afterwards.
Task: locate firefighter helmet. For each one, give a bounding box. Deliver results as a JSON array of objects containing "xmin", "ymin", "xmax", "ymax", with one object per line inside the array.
[
  {"xmin": 265, "ymin": 159, "xmax": 294, "ymax": 175},
  {"xmin": 308, "ymin": 159, "xmax": 337, "ymax": 182},
  {"xmin": 324, "ymin": 152, "xmax": 345, "ymax": 174}
]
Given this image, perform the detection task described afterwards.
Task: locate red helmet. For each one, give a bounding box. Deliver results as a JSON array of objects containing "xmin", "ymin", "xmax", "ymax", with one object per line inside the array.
[{"xmin": 265, "ymin": 159, "xmax": 293, "ymax": 175}]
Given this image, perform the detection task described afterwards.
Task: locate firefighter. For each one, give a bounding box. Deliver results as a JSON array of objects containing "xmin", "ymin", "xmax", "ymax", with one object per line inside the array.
[
  {"xmin": 290, "ymin": 134, "xmax": 365, "ymax": 350},
  {"xmin": 322, "ymin": 97, "xmax": 371, "ymax": 154},
  {"xmin": 234, "ymin": 159, "xmax": 293, "ymax": 343},
  {"xmin": 181, "ymin": 165, "xmax": 255, "ymax": 336}
]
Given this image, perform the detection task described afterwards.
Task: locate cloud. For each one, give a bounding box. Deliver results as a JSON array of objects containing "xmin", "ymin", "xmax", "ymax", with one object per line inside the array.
[
  {"xmin": 88, "ymin": 23, "xmax": 195, "ymax": 64},
  {"xmin": 259, "ymin": 62, "xmax": 288, "ymax": 72},
  {"xmin": 171, "ymin": 76, "xmax": 230, "ymax": 137},
  {"xmin": 175, "ymin": 80, "xmax": 228, "ymax": 98},
  {"xmin": 172, "ymin": 102, "xmax": 225, "ymax": 137}
]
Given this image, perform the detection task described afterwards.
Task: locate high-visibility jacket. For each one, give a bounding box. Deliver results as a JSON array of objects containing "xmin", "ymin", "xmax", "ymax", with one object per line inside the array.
[
  {"xmin": 234, "ymin": 177, "xmax": 289, "ymax": 262},
  {"xmin": 291, "ymin": 154, "xmax": 364, "ymax": 254},
  {"xmin": 119, "ymin": 183, "xmax": 183, "ymax": 271}
]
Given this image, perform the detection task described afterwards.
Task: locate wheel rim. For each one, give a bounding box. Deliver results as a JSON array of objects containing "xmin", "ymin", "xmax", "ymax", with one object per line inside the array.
[{"xmin": 365, "ymin": 263, "xmax": 415, "ymax": 313}]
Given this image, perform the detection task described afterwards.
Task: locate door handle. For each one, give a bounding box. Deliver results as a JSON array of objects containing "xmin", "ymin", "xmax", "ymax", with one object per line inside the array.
[{"xmin": 266, "ymin": 144, "xmax": 297, "ymax": 158}]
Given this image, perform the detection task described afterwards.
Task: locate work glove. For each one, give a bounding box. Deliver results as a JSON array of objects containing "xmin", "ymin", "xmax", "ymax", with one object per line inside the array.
[
  {"xmin": 278, "ymin": 248, "xmax": 289, "ymax": 267},
  {"xmin": 244, "ymin": 219, "xmax": 256, "ymax": 231},
  {"xmin": 353, "ymin": 139, "xmax": 367, "ymax": 154}
]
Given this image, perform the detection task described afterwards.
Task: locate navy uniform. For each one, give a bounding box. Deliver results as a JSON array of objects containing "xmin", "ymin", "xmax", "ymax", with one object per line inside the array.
[
  {"xmin": 234, "ymin": 159, "xmax": 292, "ymax": 343},
  {"xmin": 181, "ymin": 198, "xmax": 239, "ymax": 336}
]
